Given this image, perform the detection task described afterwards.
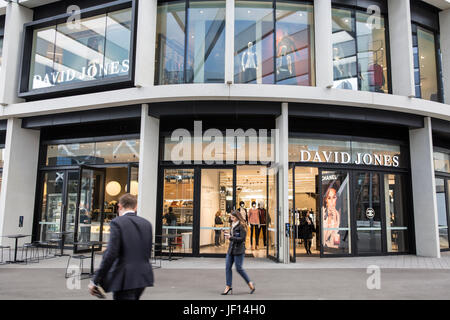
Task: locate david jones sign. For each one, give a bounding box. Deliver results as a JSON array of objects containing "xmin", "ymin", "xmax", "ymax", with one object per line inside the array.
[
  {"xmin": 33, "ymin": 59, "xmax": 130, "ymax": 85},
  {"xmin": 300, "ymin": 150, "xmax": 400, "ymax": 167}
]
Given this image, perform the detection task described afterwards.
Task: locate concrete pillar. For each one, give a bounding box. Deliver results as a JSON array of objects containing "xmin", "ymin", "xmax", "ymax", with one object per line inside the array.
[
  {"xmin": 314, "ymin": 0, "xmax": 333, "ymax": 88},
  {"xmin": 0, "ymin": 2, "xmax": 33, "ymax": 105},
  {"xmin": 439, "ymin": 9, "xmax": 450, "ymax": 104},
  {"xmin": 275, "ymin": 102, "xmax": 289, "ymax": 263},
  {"xmin": 137, "ymin": 104, "xmax": 160, "ymax": 239},
  {"xmin": 134, "ymin": 0, "xmax": 157, "ymax": 87},
  {"xmin": 0, "ymin": 119, "xmax": 40, "ymax": 246},
  {"xmin": 224, "ymin": 0, "xmax": 235, "ymax": 84},
  {"xmin": 388, "ymin": 0, "xmax": 415, "ymax": 97},
  {"xmin": 409, "ymin": 117, "xmax": 440, "ymax": 258}
]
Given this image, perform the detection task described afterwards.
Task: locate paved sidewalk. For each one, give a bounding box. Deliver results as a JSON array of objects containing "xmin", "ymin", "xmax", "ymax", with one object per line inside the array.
[{"xmin": 2, "ymin": 250, "xmax": 450, "ymax": 270}]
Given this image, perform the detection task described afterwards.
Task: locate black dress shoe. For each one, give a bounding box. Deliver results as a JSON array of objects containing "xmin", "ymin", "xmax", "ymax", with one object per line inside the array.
[{"xmin": 221, "ymin": 287, "xmax": 232, "ymax": 295}]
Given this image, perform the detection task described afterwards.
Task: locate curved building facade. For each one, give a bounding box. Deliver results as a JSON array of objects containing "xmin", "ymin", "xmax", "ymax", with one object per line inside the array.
[{"xmin": 0, "ymin": 0, "xmax": 448, "ymax": 263}]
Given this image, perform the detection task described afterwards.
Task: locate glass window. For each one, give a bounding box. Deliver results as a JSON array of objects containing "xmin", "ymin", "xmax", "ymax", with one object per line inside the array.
[
  {"xmin": 46, "ymin": 143, "xmax": 96, "ymax": 166},
  {"xmin": 28, "ymin": 8, "xmax": 132, "ymax": 90},
  {"xmin": 413, "ymin": 24, "xmax": 440, "ymax": 102},
  {"xmin": 0, "ymin": 37, "xmax": 4, "ymax": 71},
  {"xmin": 186, "ymin": 1, "xmax": 226, "ymax": 83},
  {"xmin": 234, "ymin": 1, "xmax": 274, "ymax": 84},
  {"xmin": 234, "ymin": 1, "xmax": 315, "ymax": 86},
  {"xmin": 332, "ymin": 7, "xmax": 389, "ymax": 93},
  {"xmin": 155, "ymin": 1, "xmax": 225, "ymax": 85},
  {"xmin": 436, "ymin": 178, "xmax": 449, "ymax": 249},
  {"xmin": 384, "ymin": 174, "xmax": 408, "ymax": 253},
  {"xmin": 94, "ymin": 139, "xmax": 140, "ymax": 163},
  {"xmin": 162, "ymin": 169, "xmax": 194, "ymax": 254},
  {"xmin": 45, "ymin": 139, "xmax": 140, "ymax": 166},
  {"xmin": 275, "ymin": 2, "xmax": 315, "ymax": 85},
  {"xmin": 434, "ymin": 151, "xmax": 450, "ymax": 174}
]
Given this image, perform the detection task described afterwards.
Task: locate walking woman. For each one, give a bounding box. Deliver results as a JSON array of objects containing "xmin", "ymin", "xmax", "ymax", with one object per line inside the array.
[{"xmin": 221, "ymin": 210, "xmax": 256, "ymax": 295}]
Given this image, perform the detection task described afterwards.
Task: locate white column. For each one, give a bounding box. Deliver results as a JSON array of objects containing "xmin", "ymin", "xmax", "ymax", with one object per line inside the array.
[
  {"xmin": 409, "ymin": 117, "xmax": 440, "ymax": 258},
  {"xmin": 388, "ymin": 0, "xmax": 415, "ymax": 97},
  {"xmin": 314, "ymin": 0, "xmax": 333, "ymax": 88},
  {"xmin": 0, "ymin": 119, "xmax": 40, "ymax": 246},
  {"xmin": 0, "ymin": 2, "xmax": 33, "ymax": 105},
  {"xmin": 134, "ymin": 0, "xmax": 157, "ymax": 87},
  {"xmin": 137, "ymin": 104, "xmax": 160, "ymax": 238},
  {"xmin": 276, "ymin": 102, "xmax": 289, "ymax": 263},
  {"xmin": 439, "ymin": 9, "xmax": 450, "ymax": 104},
  {"xmin": 224, "ymin": 0, "xmax": 235, "ymax": 84}
]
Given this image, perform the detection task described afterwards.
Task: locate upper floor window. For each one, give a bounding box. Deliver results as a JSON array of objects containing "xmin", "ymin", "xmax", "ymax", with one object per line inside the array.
[
  {"xmin": 155, "ymin": 0, "xmax": 226, "ymax": 85},
  {"xmin": 410, "ymin": 0, "xmax": 443, "ymax": 102},
  {"xmin": 412, "ymin": 24, "xmax": 442, "ymax": 102},
  {"xmin": 234, "ymin": 0, "xmax": 315, "ymax": 85},
  {"xmin": 19, "ymin": 0, "xmax": 136, "ymax": 99},
  {"xmin": 331, "ymin": 3, "xmax": 389, "ymax": 93}
]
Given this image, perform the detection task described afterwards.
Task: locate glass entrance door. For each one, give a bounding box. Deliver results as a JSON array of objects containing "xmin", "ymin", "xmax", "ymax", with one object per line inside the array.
[
  {"xmin": 74, "ymin": 167, "xmax": 105, "ymax": 253},
  {"xmin": 39, "ymin": 170, "xmax": 79, "ymax": 247},
  {"xmin": 199, "ymin": 168, "xmax": 234, "ymax": 254},
  {"xmin": 353, "ymin": 172, "xmax": 383, "ymax": 254}
]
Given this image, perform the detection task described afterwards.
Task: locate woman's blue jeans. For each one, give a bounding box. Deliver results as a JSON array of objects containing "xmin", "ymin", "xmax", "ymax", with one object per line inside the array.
[{"xmin": 225, "ymin": 253, "xmax": 251, "ymax": 287}]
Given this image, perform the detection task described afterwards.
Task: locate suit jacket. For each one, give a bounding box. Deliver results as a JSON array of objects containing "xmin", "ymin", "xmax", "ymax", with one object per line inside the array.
[
  {"xmin": 227, "ymin": 223, "xmax": 247, "ymax": 256},
  {"xmin": 93, "ymin": 212, "xmax": 154, "ymax": 292}
]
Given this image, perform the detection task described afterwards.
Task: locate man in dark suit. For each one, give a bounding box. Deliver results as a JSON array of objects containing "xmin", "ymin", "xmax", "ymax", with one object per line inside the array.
[{"xmin": 88, "ymin": 193, "xmax": 154, "ymax": 300}]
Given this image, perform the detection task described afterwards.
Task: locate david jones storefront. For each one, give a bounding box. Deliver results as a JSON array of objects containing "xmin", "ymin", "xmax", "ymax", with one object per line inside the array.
[{"xmin": 0, "ymin": 0, "xmax": 448, "ymax": 263}]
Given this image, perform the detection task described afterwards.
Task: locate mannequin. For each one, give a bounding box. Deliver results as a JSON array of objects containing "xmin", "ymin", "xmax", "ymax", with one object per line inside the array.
[
  {"xmin": 276, "ymin": 45, "xmax": 292, "ymax": 82},
  {"xmin": 238, "ymin": 201, "xmax": 248, "ymax": 224},
  {"xmin": 241, "ymin": 42, "xmax": 258, "ymax": 83},
  {"xmin": 248, "ymin": 201, "xmax": 260, "ymax": 250},
  {"xmin": 258, "ymin": 201, "xmax": 267, "ymax": 247}
]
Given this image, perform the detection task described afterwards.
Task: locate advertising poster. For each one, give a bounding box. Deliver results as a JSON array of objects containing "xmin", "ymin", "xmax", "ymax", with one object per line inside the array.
[{"xmin": 321, "ymin": 171, "xmax": 351, "ymax": 254}]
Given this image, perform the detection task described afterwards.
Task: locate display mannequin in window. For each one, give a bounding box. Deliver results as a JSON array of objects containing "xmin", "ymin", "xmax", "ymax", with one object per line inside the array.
[
  {"xmin": 258, "ymin": 201, "xmax": 267, "ymax": 247},
  {"xmin": 241, "ymin": 42, "xmax": 257, "ymax": 83},
  {"xmin": 276, "ymin": 45, "xmax": 292, "ymax": 83},
  {"xmin": 248, "ymin": 201, "xmax": 260, "ymax": 250},
  {"xmin": 237, "ymin": 201, "xmax": 248, "ymax": 224}
]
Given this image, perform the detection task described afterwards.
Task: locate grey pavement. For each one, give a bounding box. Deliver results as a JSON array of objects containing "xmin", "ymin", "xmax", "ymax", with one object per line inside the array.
[{"xmin": 0, "ymin": 251, "xmax": 450, "ymax": 300}]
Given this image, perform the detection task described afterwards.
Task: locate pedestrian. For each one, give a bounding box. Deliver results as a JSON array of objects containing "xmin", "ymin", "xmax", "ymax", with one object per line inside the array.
[
  {"xmin": 214, "ymin": 210, "xmax": 224, "ymax": 246},
  {"xmin": 221, "ymin": 210, "xmax": 255, "ymax": 295},
  {"xmin": 300, "ymin": 212, "xmax": 316, "ymax": 255},
  {"xmin": 88, "ymin": 193, "xmax": 154, "ymax": 300}
]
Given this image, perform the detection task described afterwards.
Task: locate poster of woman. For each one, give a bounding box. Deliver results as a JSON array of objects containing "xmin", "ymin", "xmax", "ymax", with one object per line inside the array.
[{"xmin": 321, "ymin": 172, "xmax": 350, "ymax": 254}]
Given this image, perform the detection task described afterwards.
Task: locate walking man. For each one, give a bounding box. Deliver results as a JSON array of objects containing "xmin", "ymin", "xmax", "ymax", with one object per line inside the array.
[{"xmin": 88, "ymin": 193, "xmax": 154, "ymax": 300}]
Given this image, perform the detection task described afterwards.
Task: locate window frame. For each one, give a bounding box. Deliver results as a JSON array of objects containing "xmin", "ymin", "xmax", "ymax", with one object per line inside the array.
[
  {"xmin": 411, "ymin": 22, "xmax": 443, "ymax": 103},
  {"xmin": 18, "ymin": 0, "xmax": 137, "ymax": 100},
  {"xmin": 331, "ymin": 1, "xmax": 393, "ymax": 94}
]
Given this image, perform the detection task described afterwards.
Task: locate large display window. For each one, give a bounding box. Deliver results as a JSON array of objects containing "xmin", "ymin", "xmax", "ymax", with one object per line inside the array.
[
  {"xmin": 234, "ymin": 0, "xmax": 315, "ymax": 85},
  {"xmin": 435, "ymin": 149, "xmax": 450, "ymax": 251},
  {"xmin": 331, "ymin": 3, "xmax": 390, "ymax": 93},
  {"xmin": 155, "ymin": 0, "xmax": 226, "ymax": 85},
  {"xmin": 19, "ymin": 0, "xmax": 136, "ymax": 99},
  {"xmin": 289, "ymin": 135, "xmax": 411, "ymax": 259},
  {"xmin": 412, "ymin": 24, "xmax": 442, "ymax": 102}
]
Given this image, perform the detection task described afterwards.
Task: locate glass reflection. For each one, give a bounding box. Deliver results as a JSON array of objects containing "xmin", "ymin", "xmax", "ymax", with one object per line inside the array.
[
  {"xmin": 436, "ymin": 178, "xmax": 449, "ymax": 249},
  {"xmin": 332, "ymin": 7, "xmax": 389, "ymax": 93},
  {"xmin": 186, "ymin": 1, "xmax": 226, "ymax": 83},
  {"xmin": 434, "ymin": 151, "xmax": 450, "ymax": 174},
  {"xmin": 413, "ymin": 24, "xmax": 440, "ymax": 101},
  {"xmin": 275, "ymin": 2, "xmax": 315, "ymax": 85},
  {"xmin": 155, "ymin": 1, "xmax": 225, "ymax": 85},
  {"xmin": 235, "ymin": 1, "xmax": 274, "ymax": 84},
  {"xmin": 29, "ymin": 8, "xmax": 132, "ymax": 90},
  {"xmin": 46, "ymin": 139, "xmax": 140, "ymax": 166}
]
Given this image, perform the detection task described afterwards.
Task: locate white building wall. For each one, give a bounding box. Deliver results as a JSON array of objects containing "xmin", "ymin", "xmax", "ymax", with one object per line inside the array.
[
  {"xmin": 409, "ymin": 117, "xmax": 440, "ymax": 258},
  {"xmin": 0, "ymin": 119, "xmax": 40, "ymax": 244},
  {"xmin": 137, "ymin": 104, "xmax": 160, "ymax": 237}
]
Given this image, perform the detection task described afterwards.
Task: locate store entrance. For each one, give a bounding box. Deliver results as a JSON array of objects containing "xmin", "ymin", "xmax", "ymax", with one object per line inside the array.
[
  {"xmin": 38, "ymin": 164, "xmax": 139, "ymax": 253},
  {"xmin": 289, "ymin": 165, "xmax": 410, "ymax": 260},
  {"xmin": 159, "ymin": 165, "xmax": 278, "ymax": 258}
]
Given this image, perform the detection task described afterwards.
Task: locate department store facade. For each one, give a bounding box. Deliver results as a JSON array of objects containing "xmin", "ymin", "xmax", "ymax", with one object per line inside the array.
[{"xmin": 0, "ymin": 0, "xmax": 448, "ymax": 263}]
